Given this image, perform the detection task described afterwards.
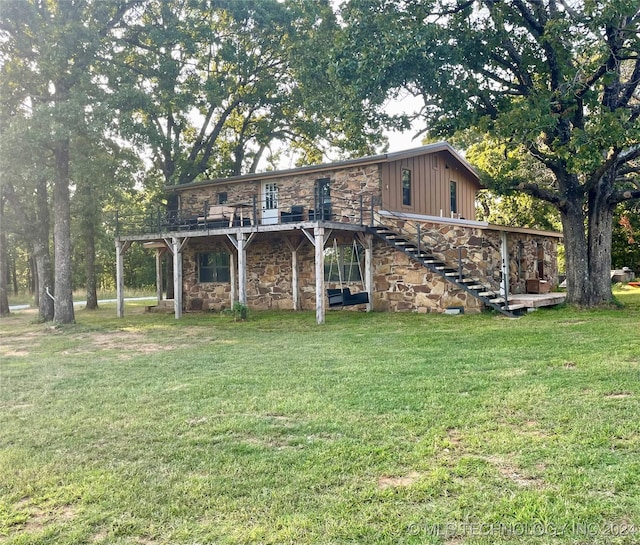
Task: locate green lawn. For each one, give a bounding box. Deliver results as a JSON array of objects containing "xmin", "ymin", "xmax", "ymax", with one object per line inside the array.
[{"xmin": 1, "ymin": 290, "xmax": 640, "ymax": 544}]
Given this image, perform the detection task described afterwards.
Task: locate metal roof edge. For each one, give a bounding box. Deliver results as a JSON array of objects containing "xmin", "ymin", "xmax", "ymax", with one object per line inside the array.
[
  {"xmin": 167, "ymin": 142, "xmax": 481, "ymax": 192},
  {"xmin": 486, "ymin": 223, "xmax": 564, "ymax": 238}
]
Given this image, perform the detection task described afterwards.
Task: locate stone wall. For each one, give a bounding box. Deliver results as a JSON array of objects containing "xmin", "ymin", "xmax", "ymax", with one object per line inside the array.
[
  {"xmin": 506, "ymin": 233, "xmax": 559, "ymax": 294},
  {"xmin": 182, "ymin": 231, "xmax": 485, "ymax": 314},
  {"xmin": 176, "ymin": 164, "xmax": 381, "ymax": 224},
  {"xmin": 371, "ymin": 240, "xmax": 483, "ymax": 313},
  {"xmin": 379, "ymin": 216, "xmax": 559, "ymax": 295}
]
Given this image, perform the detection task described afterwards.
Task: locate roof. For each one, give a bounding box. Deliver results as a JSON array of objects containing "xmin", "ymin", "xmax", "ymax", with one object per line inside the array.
[{"xmin": 169, "ymin": 141, "xmax": 481, "ymax": 192}]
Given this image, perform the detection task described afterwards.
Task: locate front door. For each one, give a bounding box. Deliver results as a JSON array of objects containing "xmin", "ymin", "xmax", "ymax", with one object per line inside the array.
[{"xmin": 261, "ymin": 181, "xmax": 279, "ymax": 225}]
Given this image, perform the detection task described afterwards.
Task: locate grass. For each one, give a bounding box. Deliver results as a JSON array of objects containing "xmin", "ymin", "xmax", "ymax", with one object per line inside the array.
[
  {"xmin": 1, "ymin": 289, "xmax": 640, "ymax": 544},
  {"xmin": 7, "ymin": 288, "xmax": 156, "ymax": 307}
]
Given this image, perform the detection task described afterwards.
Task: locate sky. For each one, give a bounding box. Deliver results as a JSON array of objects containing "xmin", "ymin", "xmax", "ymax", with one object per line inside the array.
[{"xmin": 383, "ymin": 93, "xmax": 426, "ymax": 152}]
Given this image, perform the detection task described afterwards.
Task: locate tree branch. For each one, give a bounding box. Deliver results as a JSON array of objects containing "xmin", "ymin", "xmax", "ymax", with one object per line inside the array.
[
  {"xmin": 517, "ymin": 182, "xmax": 562, "ymax": 205},
  {"xmin": 610, "ymin": 188, "xmax": 640, "ymax": 204}
]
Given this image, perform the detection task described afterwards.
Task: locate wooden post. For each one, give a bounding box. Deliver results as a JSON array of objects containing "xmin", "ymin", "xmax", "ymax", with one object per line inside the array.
[
  {"xmin": 237, "ymin": 231, "xmax": 247, "ymax": 305},
  {"xmin": 284, "ymin": 236, "xmax": 304, "ymax": 311},
  {"xmin": 116, "ymin": 240, "xmax": 125, "ymax": 318},
  {"xmin": 230, "ymin": 250, "xmax": 237, "ymax": 306},
  {"xmin": 292, "ymin": 247, "xmax": 300, "ymax": 311},
  {"xmin": 226, "ymin": 233, "xmax": 254, "ymax": 306},
  {"xmin": 172, "ymin": 237, "xmax": 183, "ymax": 319},
  {"xmin": 364, "ymin": 234, "xmax": 374, "ymax": 312},
  {"xmin": 314, "ymin": 227, "xmax": 325, "ymax": 324},
  {"xmin": 500, "ymin": 231, "xmax": 509, "ymax": 305},
  {"xmin": 155, "ymin": 248, "xmax": 164, "ymax": 304}
]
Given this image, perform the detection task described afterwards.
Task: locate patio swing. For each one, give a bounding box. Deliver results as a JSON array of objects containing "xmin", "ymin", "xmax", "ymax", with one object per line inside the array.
[{"xmin": 327, "ymin": 238, "xmax": 370, "ymax": 307}]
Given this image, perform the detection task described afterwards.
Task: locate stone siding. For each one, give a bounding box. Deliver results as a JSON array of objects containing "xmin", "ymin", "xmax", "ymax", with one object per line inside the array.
[
  {"xmin": 177, "ymin": 164, "xmax": 382, "ymax": 224},
  {"xmin": 176, "ymin": 171, "xmax": 559, "ymax": 314},
  {"xmin": 371, "ymin": 240, "xmax": 482, "ymax": 313},
  {"xmin": 379, "ymin": 216, "xmax": 559, "ymax": 295}
]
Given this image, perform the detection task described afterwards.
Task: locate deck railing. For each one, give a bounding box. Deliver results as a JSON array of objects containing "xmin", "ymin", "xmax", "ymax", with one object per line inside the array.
[{"xmin": 114, "ymin": 189, "xmax": 381, "ymax": 238}]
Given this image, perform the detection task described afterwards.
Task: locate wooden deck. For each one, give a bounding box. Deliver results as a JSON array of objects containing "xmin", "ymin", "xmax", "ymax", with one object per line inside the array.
[{"xmin": 507, "ymin": 292, "xmax": 566, "ymax": 309}]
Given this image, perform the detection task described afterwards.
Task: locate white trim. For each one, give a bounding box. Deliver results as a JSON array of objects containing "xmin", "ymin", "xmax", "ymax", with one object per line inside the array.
[
  {"xmin": 378, "ymin": 209, "xmax": 563, "ymax": 238},
  {"xmin": 378, "ymin": 209, "xmax": 489, "ymax": 228}
]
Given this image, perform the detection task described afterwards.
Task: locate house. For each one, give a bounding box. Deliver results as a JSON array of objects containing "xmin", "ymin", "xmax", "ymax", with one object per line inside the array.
[{"xmin": 115, "ymin": 142, "xmax": 564, "ymax": 323}]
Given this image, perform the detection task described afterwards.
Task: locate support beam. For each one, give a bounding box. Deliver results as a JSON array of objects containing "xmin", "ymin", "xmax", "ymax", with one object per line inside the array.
[
  {"xmin": 314, "ymin": 227, "xmax": 326, "ymax": 324},
  {"xmin": 222, "ymin": 239, "xmax": 237, "ymax": 307},
  {"xmin": 115, "ymin": 240, "xmax": 132, "ymax": 318},
  {"xmin": 284, "ymin": 236, "xmax": 305, "ymax": 311},
  {"xmin": 359, "ymin": 233, "xmax": 374, "ymax": 312},
  {"xmin": 172, "ymin": 237, "xmax": 187, "ymax": 319},
  {"xmin": 116, "ymin": 242, "xmax": 124, "ymax": 318},
  {"xmin": 500, "ymin": 231, "xmax": 509, "ymax": 305},
  {"xmin": 227, "ymin": 232, "xmax": 255, "ymax": 306}
]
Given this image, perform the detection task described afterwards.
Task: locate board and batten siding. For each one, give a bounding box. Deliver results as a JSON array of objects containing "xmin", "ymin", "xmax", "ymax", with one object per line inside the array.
[{"xmin": 381, "ymin": 151, "xmax": 479, "ymax": 220}]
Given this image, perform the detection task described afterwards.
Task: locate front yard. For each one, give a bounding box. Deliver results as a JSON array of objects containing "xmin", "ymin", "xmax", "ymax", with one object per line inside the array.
[{"xmin": 1, "ymin": 291, "xmax": 639, "ymax": 544}]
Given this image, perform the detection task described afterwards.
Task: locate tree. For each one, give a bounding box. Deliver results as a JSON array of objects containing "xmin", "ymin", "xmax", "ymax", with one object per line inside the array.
[
  {"xmin": 613, "ymin": 201, "xmax": 640, "ymax": 273},
  {"xmin": 466, "ymin": 136, "xmax": 561, "ymax": 231},
  {"xmin": 0, "ymin": 0, "xmax": 141, "ymax": 323},
  {"xmin": 0, "ymin": 187, "xmax": 9, "ymax": 317},
  {"xmin": 110, "ymin": 0, "xmax": 385, "ymax": 188},
  {"xmin": 0, "ymin": 109, "xmax": 56, "ymax": 321},
  {"xmin": 338, "ymin": 0, "xmax": 640, "ymax": 306}
]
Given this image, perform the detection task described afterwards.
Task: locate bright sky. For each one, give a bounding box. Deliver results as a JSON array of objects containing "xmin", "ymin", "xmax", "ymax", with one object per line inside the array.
[{"xmin": 382, "ymin": 93, "xmax": 426, "ymax": 152}]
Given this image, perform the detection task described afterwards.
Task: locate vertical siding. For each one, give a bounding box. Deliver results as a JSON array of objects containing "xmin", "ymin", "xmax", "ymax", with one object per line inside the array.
[{"xmin": 381, "ymin": 151, "xmax": 478, "ymax": 220}]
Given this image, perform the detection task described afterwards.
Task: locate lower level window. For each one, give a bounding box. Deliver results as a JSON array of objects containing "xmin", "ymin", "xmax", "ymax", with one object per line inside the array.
[
  {"xmin": 198, "ymin": 252, "xmax": 230, "ymax": 283},
  {"xmin": 325, "ymin": 244, "xmax": 363, "ymax": 282}
]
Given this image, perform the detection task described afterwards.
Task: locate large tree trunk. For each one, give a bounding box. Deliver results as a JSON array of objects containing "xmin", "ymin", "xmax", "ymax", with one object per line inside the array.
[
  {"xmin": 561, "ymin": 180, "xmax": 615, "ymax": 307},
  {"xmin": 586, "ymin": 177, "xmax": 615, "ymax": 306},
  {"xmin": 0, "ymin": 192, "xmax": 10, "ymax": 317},
  {"xmin": 53, "ymin": 141, "xmax": 75, "ymax": 324},
  {"xmin": 84, "ymin": 220, "xmax": 99, "ymax": 310},
  {"xmin": 560, "ymin": 198, "xmax": 590, "ymax": 305}
]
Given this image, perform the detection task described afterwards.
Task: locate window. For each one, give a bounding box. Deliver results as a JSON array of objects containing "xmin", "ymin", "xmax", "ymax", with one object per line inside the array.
[
  {"xmin": 432, "ymin": 155, "xmax": 439, "ymax": 169},
  {"xmin": 198, "ymin": 252, "xmax": 230, "ymax": 283},
  {"xmin": 217, "ymin": 192, "xmax": 228, "ymax": 204},
  {"xmin": 402, "ymin": 169, "xmax": 411, "ymax": 206},
  {"xmin": 324, "ymin": 244, "xmax": 363, "ymax": 282},
  {"xmin": 450, "ymin": 181, "xmax": 457, "ymax": 214}
]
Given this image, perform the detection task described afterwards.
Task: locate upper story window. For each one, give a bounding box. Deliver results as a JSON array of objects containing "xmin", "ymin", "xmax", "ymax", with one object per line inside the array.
[
  {"xmin": 450, "ymin": 181, "xmax": 458, "ymax": 214},
  {"xmin": 402, "ymin": 169, "xmax": 412, "ymax": 206},
  {"xmin": 217, "ymin": 192, "xmax": 228, "ymax": 204},
  {"xmin": 432, "ymin": 155, "xmax": 439, "ymax": 169},
  {"xmin": 198, "ymin": 251, "xmax": 230, "ymax": 283}
]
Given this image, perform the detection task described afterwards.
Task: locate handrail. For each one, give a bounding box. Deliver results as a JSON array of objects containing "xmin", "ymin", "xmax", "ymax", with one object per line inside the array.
[
  {"xmin": 114, "ymin": 188, "xmax": 381, "ymax": 237},
  {"xmin": 371, "ymin": 211, "xmax": 498, "ymax": 290}
]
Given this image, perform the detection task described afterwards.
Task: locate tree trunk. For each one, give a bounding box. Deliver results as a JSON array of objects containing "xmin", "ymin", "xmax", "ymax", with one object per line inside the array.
[
  {"xmin": 586, "ymin": 178, "xmax": 615, "ymax": 306},
  {"xmin": 53, "ymin": 141, "xmax": 75, "ymax": 324},
  {"xmin": 33, "ymin": 238, "xmax": 54, "ymax": 321},
  {"xmin": 560, "ymin": 197, "xmax": 590, "ymax": 305},
  {"xmin": 0, "ymin": 192, "xmax": 10, "ymax": 317},
  {"xmin": 561, "ymin": 179, "xmax": 615, "ymax": 307},
  {"xmin": 29, "ymin": 255, "xmax": 37, "ymax": 298},
  {"xmin": 84, "ymin": 220, "xmax": 98, "ymax": 310}
]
